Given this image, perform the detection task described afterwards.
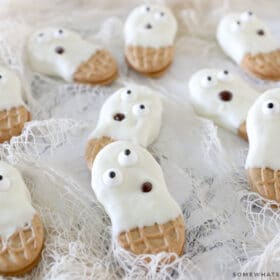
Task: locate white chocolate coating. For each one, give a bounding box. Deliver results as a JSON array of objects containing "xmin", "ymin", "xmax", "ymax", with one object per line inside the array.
[
  {"xmin": 0, "ymin": 161, "xmax": 35, "ymax": 239},
  {"xmin": 89, "ymin": 84, "xmax": 162, "ymax": 147},
  {"xmin": 91, "ymin": 141, "xmax": 182, "ymax": 236},
  {"xmin": 27, "ymin": 27, "xmax": 100, "ymax": 82},
  {"xmin": 246, "ymin": 88, "xmax": 280, "ymax": 170},
  {"xmin": 0, "ymin": 66, "xmax": 24, "ymax": 111},
  {"xmin": 217, "ymin": 12, "xmax": 279, "ymax": 64},
  {"xmin": 188, "ymin": 68, "xmax": 259, "ymax": 133},
  {"xmin": 124, "ymin": 4, "xmax": 177, "ymax": 48}
]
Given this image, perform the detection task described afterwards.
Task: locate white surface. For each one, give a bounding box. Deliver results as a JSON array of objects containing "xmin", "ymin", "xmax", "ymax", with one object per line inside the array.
[
  {"xmin": 0, "ymin": 66, "xmax": 24, "ymax": 110},
  {"xmin": 246, "ymin": 88, "xmax": 280, "ymax": 169},
  {"xmin": 92, "ymin": 141, "xmax": 182, "ymax": 236},
  {"xmin": 124, "ymin": 4, "xmax": 177, "ymax": 47},
  {"xmin": 27, "ymin": 27, "xmax": 100, "ymax": 82},
  {"xmin": 89, "ymin": 84, "xmax": 162, "ymax": 147},
  {"xmin": 217, "ymin": 12, "xmax": 279, "ymax": 63},
  {"xmin": 189, "ymin": 68, "xmax": 259, "ymax": 133},
  {"xmin": 0, "ymin": 161, "xmax": 35, "ymax": 239},
  {"xmin": 0, "ymin": 0, "xmax": 280, "ymax": 279}
]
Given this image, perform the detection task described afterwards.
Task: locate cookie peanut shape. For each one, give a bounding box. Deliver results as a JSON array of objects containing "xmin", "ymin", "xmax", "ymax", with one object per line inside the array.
[
  {"xmin": 217, "ymin": 11, "xmax": 280, "ymax": 80},
  {"xmin": 28, "ymin": 27, "xmax": 118, "ymax": 85},
  {"xmin": 0, "ymin": 161, "xmax": 44, "ymax": 276},
  {"xmin": 188, "ymin": 68, "xmax": 259, "ymax": 140},
  {"xmin": 124, "ymin": 5, "xmax": 177, "ymax": 77},
  {"xmin": 91, "ymin": 141, "xmax": 185, "ymax": 259},
  {"xmin": 85, "ymin": 84, "xmax": 162, "ymax": 168},
  {"xmin": 0, "ymin": 67, "xmax": 31, "ymax": 143},
  {"xmin": 246, "ymin": 88, "xmax": 280, "ymax": 203}
]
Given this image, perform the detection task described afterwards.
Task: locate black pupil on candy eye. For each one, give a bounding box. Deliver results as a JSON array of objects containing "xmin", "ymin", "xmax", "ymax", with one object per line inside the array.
[
  {"xmin": 142, "ymin": 182, "xmax": 153, "ymax": 193},
  {"xmin": 140, "ymin": 104, "xmax": 145, "ymax": 109},
  {"xmin": 207, "ymin": 76, "xmax": 212, "ymax": 81},
  {"xmin": 236, "ymin": 21, "xmax": 241, "ymax": 25},
  {"xmin": 0, "ymin": 175, "xmax": 2, "ymax": 180},
  {"xmin": 160, "ymin": 12, "xmax": 165, "ymax": 16},
  {"xmin": 58, "ymin": 29, "xmax": 63, "ymax": 34},
  {"xmin": 267, "ymin": 103, "xmax": 274, "ymax": 109},
  {"xmin": 146, "ymin": 23, "xmax": 152, "ymax": 29},
  {"xmin": 257, "ymin": 29, "xmax": 265, "ymax": 36},
  {"xmin": 248, "ymin": 11, "xmax": 253, "ymax": 16},
  {"xmin": 127, "ymin": 90, "xmax": 131, "ymax": 94},
  {"xmin": 124, "ymin": 149, "xmax": 131, "ymax": 156},
  {"xmin": 109, "ymin": 171, "xmax": 116, "ymax": 178},
  {"xmin": 113, "ymin": 113, "xmax": 125, "ymax": 121},
  {"xmin": 146, "ymin": 6, "xmax": 150, "ymax": 11},
  {"xmin": 38, "ymin": 33, "xmax": 44, "ymax": 37},
  {"xmin": 55, "ymin": 46, "xmax": 65, "ymax": 54},
  {"xmin": 0, "ymin": 75, "xmax": 2, "ymax": 79},
  {"xmin": 224, "ymin": 70, "xmax": 228, "ymax": 75}
]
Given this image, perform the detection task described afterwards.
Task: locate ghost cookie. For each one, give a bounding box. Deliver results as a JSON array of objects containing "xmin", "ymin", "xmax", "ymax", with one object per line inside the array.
[
  {"xmin": 188, "ymin": 68, "xmax": 259, "ymax": 141},
  {"xmin": 0, "ymin": 67, "xmax": 31, "ymax": 143},
  {"xmin": 27, "ymin": 27, "xmax": 118, "ymax": 85},
  {"xmin": 91, "ymin": 141, "xmax": 185, "ymax": 260},
  {"xmin": 246, "ymin": 88, "xmax": 280, "ymax": 203},
  {"xmin": 85, "ymin": 84, "xmax": 162, "ymax": 168},
  {"xmin": 0, "ymin": 161, "xmax": 44, "ymax": 276},
  {"xmin": 124, "ymin": 5, "xmax": 177, "ymax": 77},
  {"xmin": 217, "ymin": 11, "xmax": 280, "ymax": 80}
]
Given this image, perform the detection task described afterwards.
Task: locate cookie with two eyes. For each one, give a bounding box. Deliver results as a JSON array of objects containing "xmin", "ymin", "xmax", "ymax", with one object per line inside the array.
[
  {"xmin": 246, "ymin": 88, "xmax": 280, "ymax": 203},
  {"xmin": 85, "ymin": 84, "xmax": 162, "ymax": 168},
  {"xmin": 0, "ymin": 161, "xmax": 44, "ymax": 276},
  {"xmin": 188, "ymin": 68, "xmax": 259, "ymax": 141},
  {"xmin": 217, "ymin": 11, "xmax": 280, "ymax": 80},
  {"xmin": 124, "ymin": 5, "xmax": 177, "ymax": 77},
  {"xmin": 0, "ymin": 67, "xmax": 31, "ymax": 143},
  {"xmin": 27, "ymin": 27, "xmax": 118, "ymax": 85},
  {"xmin": 91, "ymin": 141, "xmax": 185, "ymax": 260}
]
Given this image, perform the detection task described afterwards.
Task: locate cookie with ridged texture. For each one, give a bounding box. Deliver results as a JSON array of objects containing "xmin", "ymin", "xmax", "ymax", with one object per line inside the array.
[
  {"xmin": 28, "ymin": 27, "xmax": 118, "ymax": 85},
  {"xmin": 217, "ymin": 11, "xmax": 280, "ymax": 80},
  {"xmin": 91, "ymin": 141, "xmax": 185, "ymax": 260},
  {"xmin": 85, "ymin": 136, "xmax": 114, "ymax": 169},
  {"xmin": 0, "ymin": 106, "xmax": 31, "ymax": 143},
  {"xmin": 124, "ymin": 5, "xmax": 177, "ymax": 77},
  {"xmin": 0, "ymin": 162, "xmax": 44, "ymax": 276}
]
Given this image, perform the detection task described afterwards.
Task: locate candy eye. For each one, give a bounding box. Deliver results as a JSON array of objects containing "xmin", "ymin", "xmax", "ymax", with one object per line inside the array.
[
  {"xmin": 121, "ymin": 89, "xmax": 136, "ymax": 102},
  {"xmin": 262, "ymin": 100, "xmax": 280, "ymax": 115},
  {"xmin": 0, "ymin": 175, "xmax": 11, "ymax": 192},
  {"xmin": 118, "ymin": 149, "xmax": 138, "ymax": 167},
  {"xmin": 240, "ymin": 11, "xmax": 254, "ymax": 22},
  {"xmin": 103, "ymin": 169, "xmax": 123, "ymax": 187},
  {"xmin": 132, "ymin": 104, "xmax": 150, "ymax": 117},
  {"xmin": 217, "ymin": 70, "xmax": 232, "ymax": 81},
  {"xmin": 200, "ymin": 75, "xmax": 217, "ymax": 88},
  {"xmin": 155, "ymin": 11, "xmax": 165, "ymax": 20},
  {"xmin": 54, "ymin": 29, "xmax": 65, "ymax": 38},
  {"xmin": 230, "ymin": 20, "xmax": 242, "ymax": 32},
  {"xmin": 141, "ymin": 5, "xmax": 150, "ymax": 13}
]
